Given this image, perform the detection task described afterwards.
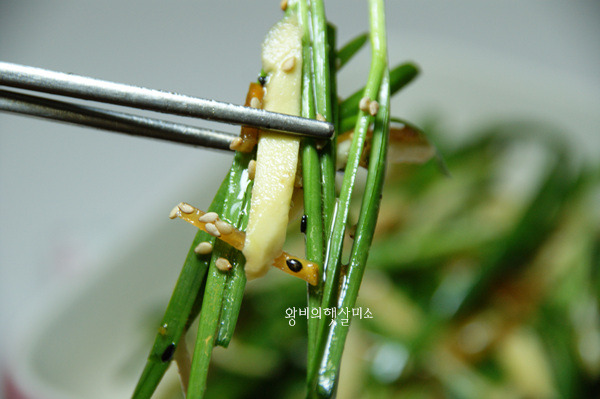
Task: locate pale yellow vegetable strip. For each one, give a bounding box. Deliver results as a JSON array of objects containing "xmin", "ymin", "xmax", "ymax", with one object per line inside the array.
[{"xmin": 243, "ymin": 15, "xmax": 304, "ymax": 280}]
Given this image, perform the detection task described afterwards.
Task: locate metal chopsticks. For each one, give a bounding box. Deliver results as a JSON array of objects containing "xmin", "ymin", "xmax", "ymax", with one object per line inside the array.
[
  {"xmin": 0, "ymin": 61, "xmax": 334, "ymax": 150},
  {"xmin": 0, "ymin": 89, "xmax": 237, "ymax": 150}
]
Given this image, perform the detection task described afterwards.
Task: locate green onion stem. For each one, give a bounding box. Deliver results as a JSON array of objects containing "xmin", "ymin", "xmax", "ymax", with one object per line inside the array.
[
  {"xmin": 187, "ymin": 152, "xmax": 253, "ymax": 397},
  {"xmin": 298, "ymin": 0, "xmax": 325, "ymax": 381},
  {"xmin": 186, "ymin": 243, "xmax": 229, "ymax": 398},
  {"xmin": 312, "ymin": 1, "xmax": 337, "ymax": 236},
  {"xmin": 317, "ymin": 71, "xmax": 390, "ymax": 396},
  {"xmin": 299, "ymin": 0, "xmax": 339, "ymax": 381},
  {"xmin": 318, "ymin": 0, "xmax": 386, "ymax": 348},
  {"xmin": 310, "ymin": 0, "xmax": 388, "ymax": 396},
  {"xmin": 131, "ymin": 177, "xmax": 231, "ymax": 399},
  {"xmin": 215, "ymin": 175, "xmax": 253, "ymax": 347}
]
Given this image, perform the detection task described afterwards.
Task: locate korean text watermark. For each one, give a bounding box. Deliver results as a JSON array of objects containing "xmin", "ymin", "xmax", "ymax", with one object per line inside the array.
[{"xmin": 285, "ymin": 306, "xmax": 373, "ymax": 326}]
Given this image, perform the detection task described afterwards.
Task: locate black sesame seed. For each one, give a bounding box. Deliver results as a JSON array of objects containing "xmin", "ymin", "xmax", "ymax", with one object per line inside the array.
[
  {"xmin": 258, "ymin": 74, "xmax": 267, "ymax": 86},
  {"xmin": 300, "ymin": 214, "xmax": 307, "ymax": 234},
  {"xmin": 286, "ymin": 258, "xmax": 303, "ymax": 273},
  {"xmin": 161, "ymin": 343, "xmax": 176, "ymax": 362}
]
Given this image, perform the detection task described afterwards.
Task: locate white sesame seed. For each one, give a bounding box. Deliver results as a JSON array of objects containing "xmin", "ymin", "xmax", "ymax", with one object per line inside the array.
[
  {"xmin": 215, "ymin": 257, "xmax": 232, "ymax": 271},
  {"xmin": 199, "ymin": 212, "xmax": 219, "ymax": 223},
  {"xmin": 215, "ymin": 220, "xmax": 234, "ymax": 235},
  {"xmin": 250, "ymin": 97, "xmax": 262, "ymax": 109},
  {"xmin": 248, "ymin": 160, "xmax": 256, "ymax": 180},
  {"xmin": 280, "ymin": 0, "xmax": 288, "ymax": 11},
  {"xmin": 168, "ymin": 205, "xmax": 179, "ymax": 219},
  {"xmin": 229, "ymin": 137, "xmax": 243, "ymax": 151},
  {"xmin": 316, "ymin": 113, "xmax": 327, "ymax": 122},
  {"xmin": 194, "ymin": 241, "xmax": 213, "ymax": 255},
  {"xmin": 369, "ymin": 100, "xmax": 379, "ymax": 116},
  {"xmin": 205, "ymin": 222, "xmax": 221, "ymax": 237},
  {"xmin": 359, "ymin": 96, "xmax": 371, "ymax": 113},
  {"xmin": 178, "ymin": 203, "xmax": 194, "ymax": 214},
  {"xmin": 281, "ymin": 56, "xmax": 296, "ymax": 73}
]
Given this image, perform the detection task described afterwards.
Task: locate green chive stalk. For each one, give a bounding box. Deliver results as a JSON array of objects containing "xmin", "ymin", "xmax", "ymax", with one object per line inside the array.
[
  {"xmin": 316, "ymin": 71, "xmax": 390, "ymax": 396},
  {"xmin": 317, "ymin": 0, "xmax": 386, "ymax": 316},
  {"xmin": 215, "ymin": 157, "xmax": 254, "ymax": 348},
  {"xmin": 186, "ymin": 242, "xmax": 230, "ymax": 397},
  {"xmin": 186, "ymin": 152, "xmax": 253, "ymax": 397},
  {"xmin": 311, "ymin": 0, "xmax": 336, "ymax": 236},
  {"xmin": 297, "ymin": 0, "xmax": 325, "ymax": 379},
  {"xmin": 309, "ymin": 0, "xmax": 389, "ymax": 396},
  {"xmin": 132, "ymin": 177, "xmax": 230, "ymax": 399},
  {"xmin": 214, "ymin": 249, "xmax": 248, "ymax": 347}
]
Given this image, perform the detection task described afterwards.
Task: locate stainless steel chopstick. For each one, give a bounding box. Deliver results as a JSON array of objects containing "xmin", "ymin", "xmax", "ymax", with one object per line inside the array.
[
  {"xmin": 0, "ymin": 61, "xmax": 334, "ymax": 139},
  {"xmin": 0, "ymin": 88, "xmax": 237, "ymax": 150}
]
